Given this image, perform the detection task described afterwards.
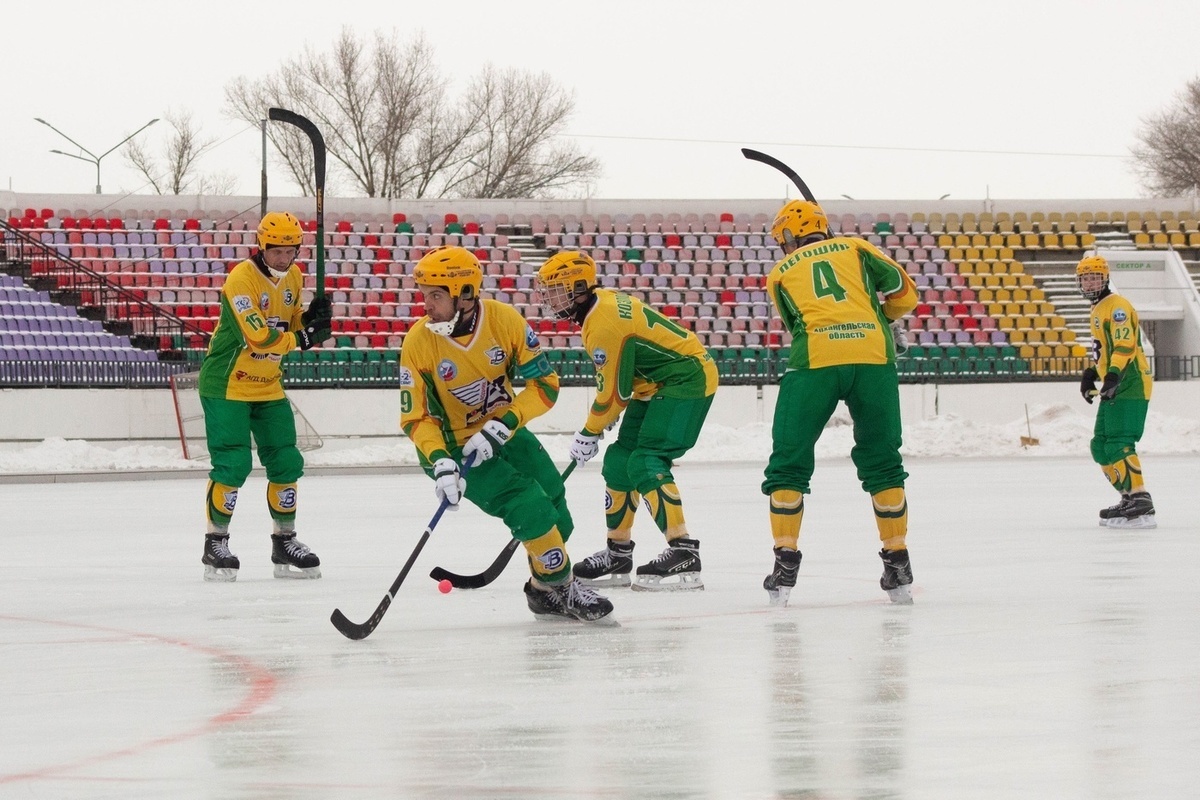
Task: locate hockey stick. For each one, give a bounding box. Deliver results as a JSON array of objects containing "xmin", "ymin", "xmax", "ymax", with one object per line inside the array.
[
  {"xmin": 330, "ymin": 458, "xmax": 476, "ymax": 640},
  {"xmin": 741, "ymin": 147, "xmax": 817, "ymax": 202},
  {"xmin": 428, "ymin": 460, "xmax": 577, "ymax": 590},
  {"xmin": 268, "ymin": 108, "xmax": 326, "ymax": 299}
]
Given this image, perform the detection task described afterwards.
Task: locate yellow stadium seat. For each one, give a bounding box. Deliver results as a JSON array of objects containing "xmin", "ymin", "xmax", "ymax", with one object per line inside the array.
[
  {"xmin": 1012, "ymin": 288, "xmax": 1029, "ymax": 303},
  {"xmin": 937, "ymin": 234, "xmax": 954, "ymax": 248},
  {"xmin": 1134, "ymin": 232, "xmax": 1151, "ymax": 248},
  {"xmin": 1008, "ymin": 328, "xmax": 1025, "ymax": 343},
  {"xmin": 1170, "ymin": 232, "xmax": 1185, "ymax": 247},
  {"xmin": 1060, "ymin": 329, "xmax": 1076, "ymax": 344},
  {"xmin": 998, "ymin": 316, "xmax": 1016, "ymax": 331},
  {"xmin": 1030, "ymin": 288, "xmax": 1046, "ymax": 302},
  {"xmin": 954, "ymin": 234, "xmax": 971, "ymax": 248},
  {"xmin": 1022, "ymin": 233, "xmax": 1039, "ymax": 248},
  {"xmin": 1042, "ymin": 233, "xmax": 1060, "ymax": 249},
  {"xmin": 1152, "ymin": 232, "xmax": 1169, "ymax": 247},
  {"xmin": 944, "ymin": 214, "xmax": 962, "ymax": 234},
  {"xmin": 962, "ymin": 213, "xmax": 978, "ymax": 232},
  {"xmin": 1080, "ymin": 233, "xmax": 1096, "ymax": 248},
  {"xmin": 1061, "ymin": 233, "xmax": 1079, "ymax": 249},
  {"xmin": 1036, "ymin": 344, "xmax": 1053, "ymax": 358},
  {"xmin": 977, "ymin": 288, "xmax": 995, "ymax": 302},
  {"xmin": 1003, "ymin": 302, "xmax": 1022, "ymax": 317},
  {"xmin": 1025, "ymin": 329, "xmax": 1043, "ymax": 344},
  {"xmin": 1071, "ymin": 343, "xmax": 1087, "ymax": 357},
  {"xmin": 1019, "ymin": 344, "xmax": 1035, "ymax": 359},
  {"xmin": 958, "ymin": 260, "xmax": 976, "ymax": 275},
  {"xmin": 970, "ymin": 234, "xmax": 988, "ymax": 248},
  {"xmin": 1015, "ymin": 316, "xmax": 1033, "ymax": 330},
  {"xmin": 1052, "ymin": 344, "xmax": 1071, "ymax": 358},
  {"xmin": 948, "ymin": 247, "xmax": 965, "ymax": 261},
  {"xmin": 995, "ymin": 288, "xmax": 1012, "ymax": 302}
]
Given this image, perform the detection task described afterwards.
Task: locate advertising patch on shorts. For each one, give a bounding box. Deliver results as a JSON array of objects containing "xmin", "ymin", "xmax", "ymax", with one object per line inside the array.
[
  {"xmin": 398, "ymin": 367, "xmax": 414, "ymax": 387},
  {"xmin": 233, "ymin": 295, "xmax": 253, "ymax": 313}
]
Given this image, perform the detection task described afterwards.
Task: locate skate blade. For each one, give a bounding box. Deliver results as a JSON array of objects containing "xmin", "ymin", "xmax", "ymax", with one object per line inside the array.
[
  {"xmin": 1105, "ymin": 515, "xmax": 1156, "ymax": 530},
  {"xmin": 631, "ymin": 573, "xmax": 704, "ymax": 592},
  {"xmin": 575, "ymin": 573, "xmax": 632, "ymax": 588},
  {"xmin": 885, "ymin": 585, "xmax": 914, "ymax": 604},
  {"xmin": 767, "ymin": 586, "xmax": 792, "ymax": 608},
  {"xmin": 273, "ymin": 563, "xmax": 322, "ymax": 579},
  {"xmin": 530, "ymin": 612, "xmax": 621, "ymax": 627},
  {"xmin": 203, "ymin": 566, "xmax": 238, "ymax": 582}
]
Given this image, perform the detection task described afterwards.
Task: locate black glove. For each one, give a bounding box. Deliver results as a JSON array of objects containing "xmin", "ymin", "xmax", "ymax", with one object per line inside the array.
[
  {"xmin": 302, "ymin": 296, "xmax": 333, "ymax": 328},
  {"xmin": 1098, "ymin": 371, "xmax": 1121, "ymax": 401},
  {"xmin": 1080, "ymin": 367, "xmax": 1099, "ymax": 404},
  {"xmin": 294, "ymin": 324, "xmax": 329, "ymax": 351}
]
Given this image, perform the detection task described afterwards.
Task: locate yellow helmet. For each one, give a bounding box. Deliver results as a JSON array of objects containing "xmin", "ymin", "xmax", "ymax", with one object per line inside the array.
[
  {"xmin": 536, "ymin": 251, "xmax": 597, "ymax": 319},
  {"xmin": 1076, "ymin": 254, "xmax": 1109, "ymax": 300},
  {"xmin": 256, "ymin": 211, "xmax": 304, "ymax": 249},
  {"xmin": 771, "ymin": 200, "xmax": 829, "ymax": 250},
  {"xmin": 413, "ymin": 245, "xmax": 483, "ymax": 300}
]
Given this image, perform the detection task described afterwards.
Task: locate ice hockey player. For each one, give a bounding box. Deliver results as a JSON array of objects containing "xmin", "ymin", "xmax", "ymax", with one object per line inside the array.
[
  {"xmin": 400, "ymin": 245, "xmax": 614, "ymax": 624},
  {"xmin": 1076, "ymin": 254, "xmax": 1156, "ymax": 528},
  {"xmin": 535, "ymin": 251, "xmax": 718, "ymax": 591},
  {"xmin": 196, "ymin": 211, "xmax": 331, "ymax": 581},
  {"xmin": 760, "ymin": 200, "xmax": 919, "ymax": 606}
]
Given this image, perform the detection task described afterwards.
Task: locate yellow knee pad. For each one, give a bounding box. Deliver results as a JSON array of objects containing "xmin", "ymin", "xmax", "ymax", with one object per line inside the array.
[
  {"xmin": 605, "ymin": 488, "xmax": 640, "ymax": 539},
  {"xmin": 643, "ymin": 483, "xmax": 688, "ymax": 539},
  {"xmin": 872, "ymin": 487, "xmax": 907, "ymax": 550},
  {"xmin": 206, "ymin": 480, "xmax": 240, "ymax": 531},
  {"xmin": 769, "ymin": 489, "xmax": 804, "ymax": 550},
  {"xmin": 524, "ymin": 526, "xmax": 571, "ymax": 583}
]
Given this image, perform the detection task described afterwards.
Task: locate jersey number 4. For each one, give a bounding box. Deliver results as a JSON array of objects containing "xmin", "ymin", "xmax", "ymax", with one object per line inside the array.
[{"xmin": 812, "ymin": 260, "xmax": 848, "ymax": 302}]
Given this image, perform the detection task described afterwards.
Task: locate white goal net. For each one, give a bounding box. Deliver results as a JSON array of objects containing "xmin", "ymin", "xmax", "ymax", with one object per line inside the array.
[{"xmin": 169, "ymin": 371, "xmax": 324, "ymax": 461}]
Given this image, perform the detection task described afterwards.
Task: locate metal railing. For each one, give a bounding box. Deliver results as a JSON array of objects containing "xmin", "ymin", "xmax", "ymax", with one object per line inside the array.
[{"xmin": 1, "ymin": 220, "xmax": 209, "ymax": 357}]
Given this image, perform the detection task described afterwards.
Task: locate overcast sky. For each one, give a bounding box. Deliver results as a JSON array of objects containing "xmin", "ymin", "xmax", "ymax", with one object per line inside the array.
[{"xmin": 5, "ymin": 0, "xmax": 1199, "ymax": 203}]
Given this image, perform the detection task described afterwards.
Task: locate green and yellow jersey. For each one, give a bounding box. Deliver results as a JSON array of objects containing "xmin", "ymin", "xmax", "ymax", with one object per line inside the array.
[
  {"xmin": 198, "ymin": 258, "xmax": 305, "ymax": 402},
  {"xmin": 1089, "ymin": 292, "xmax": 1152, "ymax": 400},
  {"xmin": 579, "ymin": 289, "xmax": 718, "ymax": 435},
  {"xmin": 400, "ymin": 299, "xmax": 559, "ymax": 466},
  {"xmin": 766, "ymin": 236, "xmax": 917, "ymax": 370}
]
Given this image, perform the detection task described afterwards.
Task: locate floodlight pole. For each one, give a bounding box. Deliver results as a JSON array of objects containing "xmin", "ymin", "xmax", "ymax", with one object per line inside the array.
[{"xmin": 35, "ymin": 116, "xmax": 160, "ymax": 194}]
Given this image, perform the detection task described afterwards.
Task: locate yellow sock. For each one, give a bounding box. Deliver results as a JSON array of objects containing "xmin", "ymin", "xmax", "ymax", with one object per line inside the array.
[
  {"xmin": 1124, "ymin": 454, "xmax": 1145, "ymax": 494},
  {"xmin": 605, "ymin": 488, "xmax": 640, "ymax": 542},
  {"xmin": 769, "ymin": 489, "xmax": 804, "ymax": 550},
  {"xmin": 643, "ymin": 483, "xmax": 688, "ymax": 540},
  {"xmin": 524, "ymin": 526, "xmax": 570, "ymax": 583},
  {"xmin": 872, "ymin": 487, "xmax": 908, "ymax": 551},
  {"xmin": 206, "ymin": 480, "xmax": 239, "ymax": 531},
  {"xmin": 1103, "ymin": 461, "xmax": 1130, "ymax": 494},
  {"xmin": 267, "ymin": 482, "xmax": 298, "ymax": 530}
]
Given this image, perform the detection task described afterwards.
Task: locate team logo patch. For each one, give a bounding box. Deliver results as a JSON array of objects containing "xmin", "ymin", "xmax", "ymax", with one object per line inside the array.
[
  {"xmin": 260, "ymin": 293, "xmax": 271, "ymax": 311},
  {"xmin": 592, "ymin": 348, "xmax": 607, "ymax": 367},
  {"xmin": 485, "ymin": 346, "xmax": 506, "ymax": 366},
  {"xmin": 221, "ymin": 489, "xmax": 238, "ymax": 513},
  {"xmin": 283, "ymin": 288, "xmax": 295, "ymax": 306},
  {"xmin": 233, "ymin": 295, "xmax": 252, "ymax": 313},
  {"xmin": 1113, "ymin": 308, "xmax": 1127, "ymax": 323},
  {"xmin": 525, "ymin": 325, "xmax": 540, "ymax": 349},
  {"xmin": 274, "ymin": 487, "xmax": 297, "ymax": 510},
  {"xmin": 604, "ymin": 490, "xmax": 615, "ymax": 511},
  {"xmin": 450, "ymin": 375, "xmax": 516, "ymax": 426},
  {"xmin": 438, "ymin": 359, "xmax": 458, "ymax": 381},
  {"xmin": 535, "ymin": 547, "xmax": 566, "ymax": 573},
  {"xmin": 398, "ymin": 367, "xmax": 414, "ymax": 387}
]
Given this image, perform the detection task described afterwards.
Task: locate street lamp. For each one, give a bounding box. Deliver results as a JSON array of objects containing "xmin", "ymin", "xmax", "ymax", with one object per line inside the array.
[{"xmin": 35, "ymin": 116, "xmax": 160, "ymax": 194}]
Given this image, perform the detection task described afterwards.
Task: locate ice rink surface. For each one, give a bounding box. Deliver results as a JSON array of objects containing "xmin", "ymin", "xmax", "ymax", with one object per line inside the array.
[{"xmin": 3, "ymin": 455, "xmax": 1198, "ymax": 799}]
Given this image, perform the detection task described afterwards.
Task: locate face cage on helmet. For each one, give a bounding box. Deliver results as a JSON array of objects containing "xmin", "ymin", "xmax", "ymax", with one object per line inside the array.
[
  {"xmin": 1078, "ymin": 272, "xmax": 1107, "ymax": 301},
  {"xmin": 536, "ymin": 279, "xmax": 579, "ymax": 320}
]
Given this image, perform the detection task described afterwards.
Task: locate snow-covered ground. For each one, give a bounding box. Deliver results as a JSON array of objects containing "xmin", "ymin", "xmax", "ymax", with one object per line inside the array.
[{"xmin": 2, "ymin": 402, "xmax": 1198, "ymax": 476}]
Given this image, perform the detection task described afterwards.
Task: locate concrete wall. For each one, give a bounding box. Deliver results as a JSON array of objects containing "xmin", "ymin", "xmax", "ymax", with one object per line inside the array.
[{"xmin": 2, "ymin": 381, "xmax": 1196, "ymax": 442}]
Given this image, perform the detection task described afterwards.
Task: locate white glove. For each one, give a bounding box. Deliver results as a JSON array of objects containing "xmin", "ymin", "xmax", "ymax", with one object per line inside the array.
[
  {"xmin": 462, "ymin": 419, "xmax": 512, "ymax": 464},
  {"xmin": 433, "ymin": 458, "xmax": 466, "ymax": 508},
  {"xmin": 890, "ymin": 319, "xmax": 909, "ymax": 356},
  {"xmin": 570, "ymin": 431, "xmax": 601, "ymax": 465}
]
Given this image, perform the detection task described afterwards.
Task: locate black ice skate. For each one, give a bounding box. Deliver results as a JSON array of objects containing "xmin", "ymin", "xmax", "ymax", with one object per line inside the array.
[
  {"xmin": 573, "ymin": 539, "xmax": 635, "ymax": 587},
  {"xmin": 524, "ymin": 578, "xmax": 617, "ymax": 625},
  {"xmin": 202, "ymin": 534, "xmax": 240, "ymax": 582},
  {"xmin": 763, "ymin": 547, "xmax": 801, "ymax": 607},
  {"xmin": 1105, "ymin": 491, "xmax": 1156, "ymax": 530},
  {"xmin": 879, "ymin": 548, "xmax": 914, "ymax": 605},
  {"xmin": 1098, "ymin": 495, "xmax": 1129, "ymax": 527},
  {"xmin": 271, "ymin": 532, "xmax": 322, "ymax": 579},
  {"xmin": 632, "ymin": 537, "xmax": 703, "ymax": 591}
]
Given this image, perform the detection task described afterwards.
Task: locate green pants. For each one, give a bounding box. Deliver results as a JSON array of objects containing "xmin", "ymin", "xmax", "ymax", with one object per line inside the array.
[
  {"xmin": 763, "ymin": 364, "xmax": 907, "ymax": 496},
  {"xmin": 201, "ymin": 395, "xmax": 303, "ymax": 487},
  {"xmin": 426, "ymin": 428, "xmax": 573, "ymax": 543},
  {"xmin": 1090, "ymin": 398, "xmax": 1148, "ymax": 465},
  {"xmin": 602, "ymin": 393, "xmax": 714, "ymax": 494}
]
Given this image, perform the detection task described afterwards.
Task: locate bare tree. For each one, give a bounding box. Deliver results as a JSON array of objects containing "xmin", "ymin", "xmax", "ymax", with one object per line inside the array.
[
  {"xmin": 447, "ymin": 66, "xmax": 601, "ymax": 199},
  {"xmin": 1132, "ymin": 77, "xmax": 1200, "ymax": 196},
  {"xmin": 124, "ymin": 109, "xmax": 236, "ymax": 195},
  {"xmin": 224, "ymin": 28, "xmax": 600, "ymax": 199}
]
